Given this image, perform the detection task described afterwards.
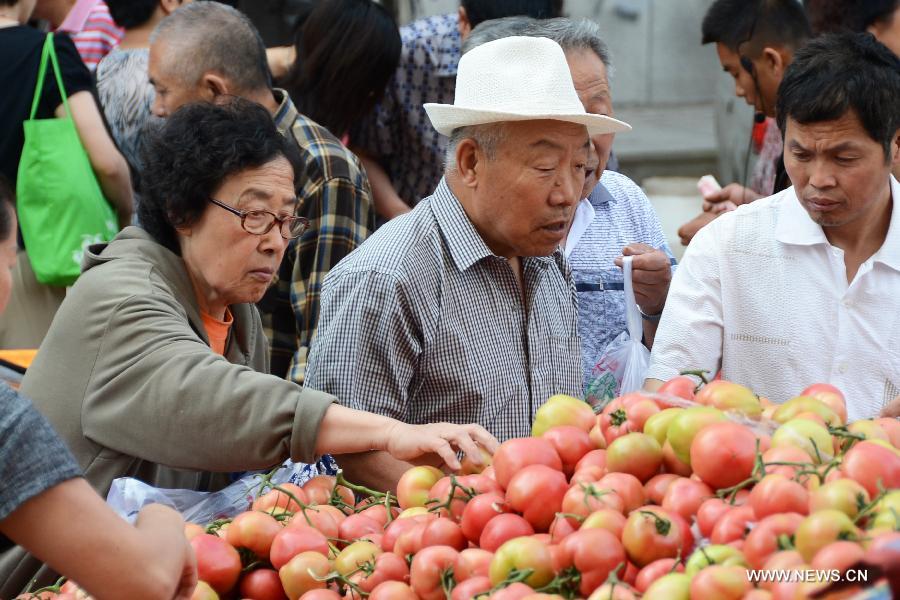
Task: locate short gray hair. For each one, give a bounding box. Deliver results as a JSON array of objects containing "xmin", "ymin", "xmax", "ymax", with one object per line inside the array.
[
  {"xmin": 444, "ymin": 123, "xmax": 507, "ymax": 172},
  {"xmin": 461, "ymin": 16, "xmax": 539, "ymax": 54},
  {"xmin": 524, "ymin": 17, "xmax": 613, "ymax": 72},
  {"xmin": 151, "ymin": 2, "xmax": 270, "ymax": 94}
]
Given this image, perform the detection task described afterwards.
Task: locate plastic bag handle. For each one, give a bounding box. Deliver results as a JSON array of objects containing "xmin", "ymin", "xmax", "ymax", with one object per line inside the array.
[
  {"xmin": 29, "ymin": 33, "xmax": 71, "ymax": 120},
  {"xmin": 622, "ymin": 256, "xmax": 642, "ymax": 342}
]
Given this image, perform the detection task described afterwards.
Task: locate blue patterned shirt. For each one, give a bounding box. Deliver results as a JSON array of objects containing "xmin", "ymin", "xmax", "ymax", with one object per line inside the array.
[
  {"xmin": 567, "ymin": 171, "xmax": 675, "ymax": 397},
  {"xmin": 351, "ymin": 13, "xmax": 460, "ymax": 207}
]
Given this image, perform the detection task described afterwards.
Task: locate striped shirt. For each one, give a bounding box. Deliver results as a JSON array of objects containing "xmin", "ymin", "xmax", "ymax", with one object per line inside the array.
[
  {"xmin": 58, "ymin": 0, "xmax": 122, "ymax": 72},
  {"xmin": 259, "ymin": 90, "xmax": 374, "ymax": 382},
  {"xmin": 305, "ymin": 178, "xmax": 583, "ymax": 441},
  {"xmin": 351, "ymin": 13, "xmax": 459, "ymax": 207},
  {"xmin": 566, "ymin": 171, "xmax": 675, "ymax": 398}
]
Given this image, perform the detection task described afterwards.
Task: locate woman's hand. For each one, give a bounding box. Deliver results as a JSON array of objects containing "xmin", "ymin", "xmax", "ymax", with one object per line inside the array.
[
  {"xmin": 384, "ymin": 422, "xmax": 499, "ymax": 470},
  {"xmin": 173, "ymin": 536, "xmax": 198, "ymax": 600}
]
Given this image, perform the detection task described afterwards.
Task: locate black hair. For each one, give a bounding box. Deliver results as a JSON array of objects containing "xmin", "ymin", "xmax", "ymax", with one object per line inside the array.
[
  {"xmin": 776, "ymin": 32, "xmax": 900, "ymax": 160},
  {"xmin": 702, "ymin": 0, "xmax": 812, "ymax": 55},
  {"xmin": 281, "ymin": 0, "xmax": 401, "ymax": 137},
  {"xmin": 461, "ymin": 0, "xmax": 562, "ymax": 28},
  {"xmin": 138, "ymin": 97, "xmax": 301, "ymax": 255},
  {"xmin": 804, "ymin": 0, "xmax": 900, "ymax": 36},
  {"xmin": 106, "ymin": 0, "xmax": 158, "ymax": 29},
  {"xmin": 0, "ymin": 176, "xmax": 14, "ymax": 242}
]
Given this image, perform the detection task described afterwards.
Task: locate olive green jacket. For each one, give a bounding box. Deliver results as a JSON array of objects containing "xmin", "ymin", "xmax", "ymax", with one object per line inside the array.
[{"xmin": 0, "ymin": 226, "xmax": 335, "ymax": 595}]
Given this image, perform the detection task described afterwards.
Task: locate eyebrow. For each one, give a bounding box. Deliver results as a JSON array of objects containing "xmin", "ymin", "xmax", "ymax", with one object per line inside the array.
[
  {"xmin": 240, "ymin": 188, "xmax": 298, "ymax": 208},
  {"xmin": 788, "ymin": 140, "xmax": 861, "ymax": 153}
]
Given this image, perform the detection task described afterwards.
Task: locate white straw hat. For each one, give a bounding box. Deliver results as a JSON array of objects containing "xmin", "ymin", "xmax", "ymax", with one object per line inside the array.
[{"xmin": 424, "ymin": 36, "xmax": 632, "ymax": 137}]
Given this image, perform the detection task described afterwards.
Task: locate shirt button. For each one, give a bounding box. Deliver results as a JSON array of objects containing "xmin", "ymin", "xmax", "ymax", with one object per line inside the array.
[{"xmin": 836, "ymin": 363, "xmax": 848, "ymax": 374}]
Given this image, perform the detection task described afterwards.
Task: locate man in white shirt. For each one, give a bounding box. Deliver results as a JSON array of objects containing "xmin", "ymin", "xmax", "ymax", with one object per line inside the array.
[{"xmin": 645, "ymin": 32, "xmax": 900, "ymax": 422}]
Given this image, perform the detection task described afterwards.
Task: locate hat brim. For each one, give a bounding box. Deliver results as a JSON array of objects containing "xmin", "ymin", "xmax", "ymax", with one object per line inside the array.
[{"xmin": 423, "ymin": 103, "xmax": 632, "ymax": 137}]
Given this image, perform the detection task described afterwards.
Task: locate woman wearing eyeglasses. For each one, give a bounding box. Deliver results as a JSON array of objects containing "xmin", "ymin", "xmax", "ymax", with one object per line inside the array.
[{"xmin": 0, "ymin": 98, "xmax": 497, "ymax": 593}]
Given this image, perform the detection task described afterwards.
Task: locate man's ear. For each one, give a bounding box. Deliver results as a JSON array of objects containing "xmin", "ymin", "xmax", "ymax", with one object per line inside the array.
[
  {"xmin": 890, "ymin": 130, "xmax": 900, "ymax": 167},
  {"xmin": 761, "ymin": 46, "xmax": 788, "ymax": 78},
  {"xmin": 199, "ymin": 72, "xmax": 230, "ymax": 101},
  {"xmin": 456, "ymin": 138, "xmax": 481, "ymax": 188},
  {"xmin": 457, "ymin": 6, "xmax": 472, "ymax": 40}
]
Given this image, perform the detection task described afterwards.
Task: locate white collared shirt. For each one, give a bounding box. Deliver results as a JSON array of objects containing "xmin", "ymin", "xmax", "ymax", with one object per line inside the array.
[
  {"xmin": 563, "ymin": 198, "xmax": 595, "ymax": 258},
  {"xmin": 647, "ymin": 177, "xmax": 900, "ymax": 421}
]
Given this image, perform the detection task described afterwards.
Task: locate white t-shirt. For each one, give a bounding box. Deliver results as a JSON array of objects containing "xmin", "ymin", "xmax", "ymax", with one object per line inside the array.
[{"xmin": 647, "ymin": 177, "xmax": 900, "ymax": 421}]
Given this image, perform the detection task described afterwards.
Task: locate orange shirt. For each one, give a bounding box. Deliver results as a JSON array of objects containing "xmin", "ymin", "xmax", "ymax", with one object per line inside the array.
[{"xmin": 200, "ymin": 308, "xmax": 233, "ymax": 356}]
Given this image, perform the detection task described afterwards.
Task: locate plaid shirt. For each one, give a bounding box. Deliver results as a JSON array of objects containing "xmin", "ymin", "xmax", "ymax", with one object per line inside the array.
[
  {"xmin": 259, "ymin": 90, "xmax": 374, "ymax": 382},
  {"xmin": 305, "ymin": 179, "xmax": 583, "ymax": 441},
  {"xmin": 351, "ymin": 13, "xmax": 459, "ymax": 207}
]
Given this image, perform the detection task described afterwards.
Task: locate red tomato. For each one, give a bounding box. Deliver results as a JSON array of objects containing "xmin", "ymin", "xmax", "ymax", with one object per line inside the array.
[
  {"xmin": 562, "ymin": 480, "xmax": 625, "ymax": 518},
  {"xmin": 298, "ymin": 591, "xmax": 341, "ymax": 600},
  {"xmin": 338, "ymin": 514, "xmax": 382, "ymax": 544},
  {"xmin": 556, "ymin": 528, "xmax": 627, "ymax": 596},
  {"xmin": 450, "ymin": 576, "xmax": 492, "ymax": 600},
  {"xmin": 595, "ymin": 472, "xmax": 646, "ymax": 513},
  {"xmin": 454, "ymin": 548, "xmax": 493, "ymax": 582},
  {"xmin": 876, "ymin": 417, "xmax": 900, "ymax": 448},
  {"xmin": 794, "ymin": 509, "xmax": 859, "ymax": 562},
  {"xmin": 801, "ymin": 383, "xmax": 848, "ymax": 425},
  {"xmin": 492, "ymin": 438, "xmax": 562, "ymax": 490},
  {"xmin": 661, "ymin": 440, "xmax": 693, "ymax": 477},
  {"xmin": 357, "ymin": 504, "xmax": 398, "ymax": 528},
  {"xmin": 606, "ymin": 433, "xmax": 663, "ymax": 483},
  {"xmin": 581, "ymin": 509, "xmax": 628, "ymax": 539},
  {"xmin": 600, "ymin": 394, "xmax": 661, "ymax": 444},
  {"xmin": 811, "ymin": 540, "xmax": 865, "ymax": 573},
  {"xmin": 621, "ymin": 506, "xmax": 684, "ymax": 567},
  {"xmin": 367, "ymin": 581, "xmax": 418, "ymax": 600},
  {"xmin": 749, "ymin": 474, "xmax": 809, "ymax": 519},
  {"xmin": 710, "ymin": 504, "xmax": 756, "ymax": 545},
  {"xmin": 191, "ymin": 533, "xmax": 242, "ymax": 594},
  {"xmin": 570, "ymin": 465, "xmax": 607, "ymax": 485},
  {"xmin": 240, "ymin": 568, "xmax": 288, "ymax": 600},
  {"xmin": 253, "ymin": 484, "xmax": 309, "ymax": 513},
  {"xmin": 661, "ymin": 478, "xmax": 713, "ymax": 521},
  {"xmin": 348, "ymin": 551, "xmax": 410, "ymax": 594},
  {"xmin": 634, "ymin": 558, "xmax": 684, "ymax": 593},
  {"xmin": 542, "ymin": 425, "xmax": 595, "ymax": 475},
  {"xmin": 761, "ymin": 446, "xmax": 814, "ymax": 480},
  {"xmin": 393, "ymin": 521, "xmax": 428, "ymax": 557},
  {"xmin": 742, "ymin": 512, "xmax": 804, "ymax": 569},
  {"xmin": 696, "ymin": 498, "xmax": 733, "ymax": 539},
  {"xmin": 288, "ymin": 507, "xmax": 339, "ymax": 541},
  {"xmin": 410, "ymin": 545, "xmax": 460, "ymax": 600},
  {"xmin": 657, "ymin": 375, "xmax": 696, "ymax": 401},
  {"xmin": 270, "ymin": 525, "xmax": 329, "ymax": 570},
  {"xmin": 644, "ymin": 473, "xmax": 679, "ymax": 505},
  {"xmin": 226, "ymin": 511, "xmax": 283, "ymax": 560},
  {"xmin": 488, "ymin": 536, "xmax": 554, "ymax": 588},
  {"xmin": 587, "ymin": 582, "xmax": 640, "ymax": 600},
  {"xmin": 575, "ymin": 449, "xmax": 608, "ymax": 473},
  {"xmin": 841, "ymin": 440, "xmax": 900, "ymax": 496},
  {"xmin": 428, "ymin": 475, "xmax": 500, "ymax": 521},
  {"xmin": 382, "ymin": 513, "xmax": 434, "ymax": 552},
  {"xmin": 549, "ymin": 513, "xmax": 579, "ymax": 543},
  {"xmin": 278, "ymin": 551, "xmax": 330, "ymax": 600},
  {"xmin": 302, "ymin": 475, "xmax": 354, "ymax": 507},
  {"xmin": 460, "ymin": 492, "xmax": 509, "ymax": 544},
  {"xmin": 421, "ymin": 517, "xmax": 467, "ymax": 551},
  {"xmin": 488, "ymin": 582, "xmax": 536, "ymax": 600},
  {"xmin": 689, "ymin": 422, "xmax": 758, "ymax": 490},
  {"xmin": 479, "ymin": 513, "xmax": 535, "ymax": 552},
  {"xmin": 694, "ymin": 380, "xmax": 761, "ymax": 418},
  {"xmin": 505, "ymin": 464, "xmax": 568, "ymax": 531}
]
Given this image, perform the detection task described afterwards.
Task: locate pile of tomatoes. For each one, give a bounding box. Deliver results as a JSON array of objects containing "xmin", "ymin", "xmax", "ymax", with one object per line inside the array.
[{"xmin": 48, "ymin": 379, "xmax": 900, "ymax": 600}]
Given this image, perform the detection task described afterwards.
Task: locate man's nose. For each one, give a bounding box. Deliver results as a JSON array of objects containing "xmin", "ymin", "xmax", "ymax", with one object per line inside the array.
[
  {"xmin": 550, "ymin": 171, "xmax": 580, "ymax": 206},
  {"xmin": 151, "ymin": 96, "xmax": 167, "ymax": 118},
  {"xmin": 809, "ymin": 161, "xmax": 837, "ymax": 189}
]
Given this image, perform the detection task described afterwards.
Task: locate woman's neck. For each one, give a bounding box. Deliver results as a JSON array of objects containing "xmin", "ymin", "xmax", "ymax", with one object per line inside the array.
[
  {"xmin": 117, "ymin": 17, "xmax": 161, "ymax": 49},
  {"xmin": 0, "ymin": 7, "xmax": 23, "ymax": 26}
]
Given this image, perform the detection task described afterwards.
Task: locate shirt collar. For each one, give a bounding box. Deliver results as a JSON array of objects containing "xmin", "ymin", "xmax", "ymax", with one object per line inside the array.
[
  {"xmin": 431, "ymin": 179, "xmax": 558, "ymax": 272},
  {"xmin": 564, "ymin": 198, "xmax": 595, "ymax": 258},
  {"xmin": 588, "ymin": 176, "xmax": 618, "ymax": 206},
  {"xmin": 271, "ymin": 88, "xmax": 297, "ymax": 137},
  {"xmin": 776, "ymin": 176, "xmax": 900, "ymax": 272},
  {"xmin": 58, "ymin": 0, "xmax": 100, "ymax": 33},
  {"xmin": 873, "ymin": 176, "xmax": 900, "ymax": 272}
]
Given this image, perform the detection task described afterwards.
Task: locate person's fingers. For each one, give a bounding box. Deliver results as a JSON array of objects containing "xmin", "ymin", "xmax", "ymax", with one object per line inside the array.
[
  {"xmin": 431, "ymin": 436, "xmax": 460, "ymax": 470},
  {"xmin": 880, "ymin": 402, "xmax": 900, "ymax": 418},
  {"xmin": 630, "ymin": 269, "xmax": 669, "ymax": 286},
  {"xmin": 468, "ymin": 424, "xmax": 500, "ymax": 453},
  {"xmin": 621, "ymin": 243, "xmax": 654, "ymax": 256},
  {"xmin": 450, "ymin": 429, "xmax": 482, "ymax": 466}
]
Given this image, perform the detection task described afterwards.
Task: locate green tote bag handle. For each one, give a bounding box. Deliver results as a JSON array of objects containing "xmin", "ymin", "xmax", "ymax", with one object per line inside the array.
[{"xmin": 16, "ymin": 33, "xmax": 119, "ymax": 287}]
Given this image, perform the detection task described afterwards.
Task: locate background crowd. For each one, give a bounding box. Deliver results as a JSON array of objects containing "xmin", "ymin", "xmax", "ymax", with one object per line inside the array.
[{"xmin": 0, "ymin": 0, "xmax": 898, "ymax": 597}]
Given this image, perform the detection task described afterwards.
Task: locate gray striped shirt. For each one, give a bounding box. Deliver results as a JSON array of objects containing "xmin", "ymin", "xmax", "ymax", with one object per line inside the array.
[{"xmin": 305, "ymin": 178, "xmax": 582, "ymax": 441}]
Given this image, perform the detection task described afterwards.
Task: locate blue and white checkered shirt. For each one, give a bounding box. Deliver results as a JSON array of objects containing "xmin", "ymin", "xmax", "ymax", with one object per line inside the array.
[
  {"xmin": 567, "ymin": 171, "xmax": 675, "ymax": 394},
  {"xmin": 305, "ymin": 178, "xmax": 583, "ymax": 441}
]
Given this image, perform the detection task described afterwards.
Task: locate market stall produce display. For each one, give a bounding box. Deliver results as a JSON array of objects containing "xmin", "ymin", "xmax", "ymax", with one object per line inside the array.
[{"xmin": 19, "ymin": 382, "xmax": 900, "ymax": 600}]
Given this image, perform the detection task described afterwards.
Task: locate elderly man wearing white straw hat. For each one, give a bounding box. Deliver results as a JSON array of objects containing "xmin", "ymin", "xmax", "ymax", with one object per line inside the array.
[{"xmin": 305, "ymin": 35, "xmax": 631, "ymax": 491}]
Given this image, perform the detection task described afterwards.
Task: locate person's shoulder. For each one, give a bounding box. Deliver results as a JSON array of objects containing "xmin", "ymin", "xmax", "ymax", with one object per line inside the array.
[
  {"xmin": 694, "ymin": 189, "xmax": 786, "ymax": 248},
  {"xmin": 598, "ymin": 171, "xmax": 652, "ymax": 207},
  {"xmin": 327, "ymin": 201, "xmax": 442, "ymax": 282},
  {"xmin": 288, "ymin": 112, "xmax": 365, "ymax": 184},
  {"xmin": 401, "ymin": 13, "xmax": 458, "ymax": 44}
]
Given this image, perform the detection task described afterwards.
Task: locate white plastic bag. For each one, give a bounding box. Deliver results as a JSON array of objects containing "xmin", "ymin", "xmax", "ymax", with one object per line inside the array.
[
  {"xmin": 106, "ymin": 456, "xmax": 338, "ymax": 524},
  {"xmin": 585, "ymin": 256, "xmax": 651, "ymax": 405}
]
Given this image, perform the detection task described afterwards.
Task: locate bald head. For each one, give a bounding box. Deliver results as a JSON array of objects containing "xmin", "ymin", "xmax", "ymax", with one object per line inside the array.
[{"xmin": 151, "ymin": 1, "xmax": 270, "ymax": 96}]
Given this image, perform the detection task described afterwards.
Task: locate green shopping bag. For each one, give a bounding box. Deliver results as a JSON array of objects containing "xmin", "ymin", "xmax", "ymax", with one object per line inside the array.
[{"xmin": 16, "ymin": 33, "xmax": 118, "ymax": 287}]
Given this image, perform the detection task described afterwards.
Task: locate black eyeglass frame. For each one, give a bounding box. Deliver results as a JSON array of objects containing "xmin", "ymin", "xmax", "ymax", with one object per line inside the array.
[{"xmin": 208, "ymin": 197, "xmax": 309, "ymax": 239}]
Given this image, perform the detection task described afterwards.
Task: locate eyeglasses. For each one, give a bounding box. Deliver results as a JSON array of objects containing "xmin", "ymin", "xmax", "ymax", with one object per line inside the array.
[{"xmin": 208, "ymin": 197, "xmax": 309, "ymax": 239}]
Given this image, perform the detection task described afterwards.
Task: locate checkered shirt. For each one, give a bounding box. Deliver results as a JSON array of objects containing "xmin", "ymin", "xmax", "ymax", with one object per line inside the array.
[
  {"xmin": 350, "ymin": 13, "xmax": 459, "ymax": 207},
  {"xmin": 259, "ymin": 90, "xmax": 374, "ymax": 382},
  {"xmin": 305, "ymin": 179, "xmax": 583, "ymax": 441}
]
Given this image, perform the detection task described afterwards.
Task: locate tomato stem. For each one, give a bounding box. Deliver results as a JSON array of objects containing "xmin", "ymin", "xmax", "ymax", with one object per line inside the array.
[
  {"xmin": 335, "ymin": 470, "xmax": 392, "ymax": 504},
  {"xmin": 680, "ymin": 369, "xmax": 710, "ymax": 385},
  {"xmin": 638, "ymin": 509, "xmax": 671, "ymax": 536}
]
